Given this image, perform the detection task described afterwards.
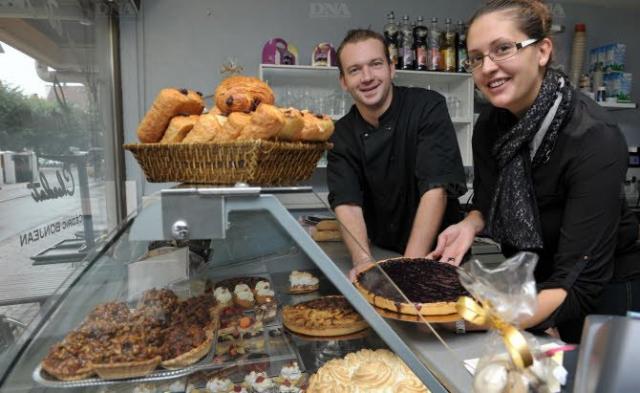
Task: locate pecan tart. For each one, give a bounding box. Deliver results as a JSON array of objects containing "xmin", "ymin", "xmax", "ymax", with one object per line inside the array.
[
  {"xmin": 41, "ymin": 288, "xmax": 221, "ymax": 381},
  {"xmin": 282, "ymin": 295, "xmax": 368, "ymax": 337},
  {"xmin": 161, "ymin": 323, "xmax": 214, "ymax": 369},
  {"xmin": 354, "ymin": 257, "xmax": 469, "ymax": 316},
  {"xmin": 41, "ymin": 331, "xmax": 96, "ymax": 381},
  {"xmin": 90, "ymin": 325, "xmax": 163, "ymax": 379}
]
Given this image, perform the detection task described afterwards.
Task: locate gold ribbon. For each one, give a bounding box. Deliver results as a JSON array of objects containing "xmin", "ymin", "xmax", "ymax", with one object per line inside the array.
[{"xmin": 456, "ymin": 296, "xmax": 533, "ymax": 369}]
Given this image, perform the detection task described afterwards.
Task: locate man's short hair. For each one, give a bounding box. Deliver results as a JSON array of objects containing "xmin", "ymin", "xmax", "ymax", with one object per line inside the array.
[{"xmin": 336, "ymin": 29, "xmax": 390, "ymax": 75}]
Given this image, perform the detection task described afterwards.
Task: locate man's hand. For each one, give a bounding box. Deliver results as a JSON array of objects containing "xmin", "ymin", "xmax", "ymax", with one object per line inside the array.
[
  {"xmin": 427, "ymin": 221, "xmax": 476, "ymax": 266},
  {"xmin": 348, "ymin": 262, "xmax": 371, "ymax": 282}
]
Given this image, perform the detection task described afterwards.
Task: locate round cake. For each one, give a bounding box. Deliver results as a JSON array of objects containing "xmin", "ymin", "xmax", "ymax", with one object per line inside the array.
[
  {"xmin": 282, "ymin": 295, "xmax": 368, "ymax": 337},
  {"xmin": 354, "ymin": 257, "xmax": 469, "ymax": 316}
]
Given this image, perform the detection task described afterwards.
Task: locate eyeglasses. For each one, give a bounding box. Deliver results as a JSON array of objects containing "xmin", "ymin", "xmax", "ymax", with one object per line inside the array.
[{"xmin": 463, "ymin": 38, "xmax": 541, "ymax": 72}]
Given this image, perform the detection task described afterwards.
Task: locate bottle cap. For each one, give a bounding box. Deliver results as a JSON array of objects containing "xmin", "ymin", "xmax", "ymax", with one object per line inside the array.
[{"xmin": 575, "ymin": 23, "xmax": 586, "ymax": 32}]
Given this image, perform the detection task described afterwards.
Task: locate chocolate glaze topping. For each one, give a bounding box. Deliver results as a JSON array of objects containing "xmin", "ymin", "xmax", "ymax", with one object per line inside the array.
[
  {"xmin": 357, "ymin": 258, "xmax": 468, "ymax": 303},
  {"xmin": 179, "ymin": 88, "xmax": 188, "ymax": 95}
]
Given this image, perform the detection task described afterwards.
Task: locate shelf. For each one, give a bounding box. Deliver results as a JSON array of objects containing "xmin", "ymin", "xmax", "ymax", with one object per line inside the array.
[
  {"xmin": 598, "ymin": 101, "xmax": 637, "ymax": 109},
  {"xmin": 260, "ymin": 63, "xmax": 475, "ymax": 167}
]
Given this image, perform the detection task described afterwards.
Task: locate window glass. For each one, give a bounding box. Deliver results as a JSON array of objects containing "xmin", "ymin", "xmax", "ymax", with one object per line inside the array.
[{"xmin": 0, "ymin": 0, "xmax": 118, "ymax": 353}]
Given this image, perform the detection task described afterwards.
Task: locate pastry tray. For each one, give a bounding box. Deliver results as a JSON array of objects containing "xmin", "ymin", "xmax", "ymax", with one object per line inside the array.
[{"xmin": 33, "ymin": 326, "xmax": 300, "ymax": 388}]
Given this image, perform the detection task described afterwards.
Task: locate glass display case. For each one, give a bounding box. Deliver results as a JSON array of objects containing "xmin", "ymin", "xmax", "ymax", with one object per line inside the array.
[
  {"xmin": 0, "ymin": 185, "xmax": 559, "ymax": 393},
  {"xmin": 0, "ymin": 185, "xmax": 444, "ymax": 392}
]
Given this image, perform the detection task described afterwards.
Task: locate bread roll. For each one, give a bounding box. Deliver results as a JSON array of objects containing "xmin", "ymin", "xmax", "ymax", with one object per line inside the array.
[
  {"xmin": 316, "ymin": 219, "xmax": 340, "ymax": 231},
  {"xmin": 137, "ymin": 88, "xmax": 205, "ymax": 143},
  {"xmin": 182, "ymin": 113, "xmax": 225, "ymax": 143},
  {"xmin": 300, "ymin": 110, "xmax": 335, "ymax": 142},
  {"xmin": 276, "ymin": 107, "xmax": 305, "ymax": 141},
  {"xmin": 312, "ymin": 230, "xmax": 342, "ymax": 242},
  {"xmin": 214, "ymin": 75, "xmax": 274, "ymax": 114},
  {"xmin": 160, "ymin": 115, "xmax": 200, "ymax": 143},
  {"xmin": 214, "ymin": 112, "xmax": 250, "ymax": 142},
  {"xmin": 237, "ymin": 103, "xmax": 285, "ymax": 140}
]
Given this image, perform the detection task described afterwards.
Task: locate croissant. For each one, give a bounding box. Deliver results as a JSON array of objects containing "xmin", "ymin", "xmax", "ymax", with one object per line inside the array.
[
  {"xmin": 160, "ymin": 114, "xmax": 200, "ymax": 143},
  {"xmin": 182, "ymin": 113, "xmax": 226, "ymax": 143},
  {"xmin": 215, "ymin": 76, "xmax": 275, "ymax": 114},
  {"xmin": 237, "ymin": 103, "xmax": 285, "ymax": 140},
  {"xmin": 214, "ymin": 112, "xmax": 251, "ymax": 142}
]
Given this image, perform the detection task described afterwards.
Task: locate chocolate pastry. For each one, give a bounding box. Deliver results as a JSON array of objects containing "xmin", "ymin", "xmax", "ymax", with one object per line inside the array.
[
  {"xmin": 299, "ymin": 110, "xmax": 334, "ymax": 142},
  {"xmin": 214, "ymin": 75, "xmax": 274, "ymax": 114},
  {"xmin": 136, "ymin": 88, "xmax": 205, "ymax": 143}
]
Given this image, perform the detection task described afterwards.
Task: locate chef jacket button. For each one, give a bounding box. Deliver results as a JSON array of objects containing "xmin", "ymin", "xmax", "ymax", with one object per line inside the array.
[{"xmin": 364, "ymin": 133, "xmax": 369, "ymax": 138}]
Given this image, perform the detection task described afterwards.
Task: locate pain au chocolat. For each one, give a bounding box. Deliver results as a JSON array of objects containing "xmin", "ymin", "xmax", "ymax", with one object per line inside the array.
[{"xmin": 354, "ymin": 257, "xmax": 469, "ymax": 316}]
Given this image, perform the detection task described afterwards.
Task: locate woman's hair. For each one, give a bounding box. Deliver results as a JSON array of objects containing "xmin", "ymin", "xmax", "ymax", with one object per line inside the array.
[{"xmin": 468, "ymin": 0, "xmax": 553, "ymax": 41}]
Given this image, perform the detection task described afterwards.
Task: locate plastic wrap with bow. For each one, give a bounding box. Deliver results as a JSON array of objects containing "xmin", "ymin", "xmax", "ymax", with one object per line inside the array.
[{"xmin": 457, "ymin": 252, "xmax": 564, "ymax": 393}]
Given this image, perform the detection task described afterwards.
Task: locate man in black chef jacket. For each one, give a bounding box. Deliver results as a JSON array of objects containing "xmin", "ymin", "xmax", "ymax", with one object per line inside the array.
[{"xmin": 327, "ymin": 29, "xmax": 467, "ymax": 275}]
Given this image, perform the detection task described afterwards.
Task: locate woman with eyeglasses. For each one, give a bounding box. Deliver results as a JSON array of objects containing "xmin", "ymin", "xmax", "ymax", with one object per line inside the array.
[{"xmin": 428, "ymin": 0, "xmax": 640, "ymax": 342}]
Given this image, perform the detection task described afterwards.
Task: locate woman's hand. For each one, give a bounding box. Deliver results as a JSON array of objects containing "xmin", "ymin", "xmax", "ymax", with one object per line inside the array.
[{"xmin": 427, "ymin": 220, "xmax": 477, "ymax": 266}]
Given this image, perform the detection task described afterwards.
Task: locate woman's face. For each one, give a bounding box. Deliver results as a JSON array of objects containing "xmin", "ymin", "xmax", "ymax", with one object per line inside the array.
[{"xmin": 467, "ymin": 11, "xmax": 552, "ymax": 116}]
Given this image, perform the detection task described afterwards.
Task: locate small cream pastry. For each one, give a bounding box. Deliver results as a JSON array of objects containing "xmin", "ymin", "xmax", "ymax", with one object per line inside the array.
[
  {"xmin": 289, "ymin": 270, "xmax": 319, "ymax": 293},
  {"xmin": 244, "ymin": 371, "xmax": 267, "ymax": 386},
  {"xmin": 133, "ymin": 384, "xmax": 157, "ymax": 393},
  {"xmin": 159, "ymin": 379, "xmax": 186, "ymax": 392},
  {"xmin": 206, "ymin": 377, "xmax": 234, "ymax": 392},
  {"xmin": 214, "ymin": 287, "xmax": 233, "ymax": 306},
  {"xmin": 234, "ymin": 284, "xmax": 255, "ymax": 308},
  {"xmin": 278, "ymin": 382, "xmax": 301, "ymax": 393},
  {"xmin": 230, "ymin": 385, "xmax": 248, "ymax": 393},
  {"xmin": 256, "ymin": 287, "xmax": 275, "ymax": 304},
  {"xmin": 255, "ymin": 280, "xmax": 271, "ymax": 292},
  {"xmin": 252, "ymin": 374, "xmax": 275, "ymax": 393},
  {"xmin": 280, "ymin": 362, "xmax": 302, "ymax": 384}
]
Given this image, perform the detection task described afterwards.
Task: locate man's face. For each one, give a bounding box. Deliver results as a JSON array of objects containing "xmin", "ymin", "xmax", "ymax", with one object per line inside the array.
[{"xmin": 339, "ymin": 39, "xmax": 395, "ymax": 112}]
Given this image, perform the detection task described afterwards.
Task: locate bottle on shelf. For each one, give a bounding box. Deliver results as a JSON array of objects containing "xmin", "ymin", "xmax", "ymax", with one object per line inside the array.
[
  {"xmin": 456, "ymin": 20, "xmax": 468, "ymax": 73},
  {"xmin": 569, "ymin": 23, "xmax": 587, "ymax": 86},
  {"xmin": 413, "ymin": 16, "xmax": 428, "ymax": 71},
  {"xmin": 427, "ymin": 17, "xmax": 442, "ymax": 71},
  {"xmin": 384, "ymin": 11, "xmax": 399, "ymax": 69},
  {"xmin": 441, "ymin": 18, "xmax": 457, "ymax": 72},
  {"xmin": 399, "ymin": 15, "xmax": 415, "ymax": 70}
]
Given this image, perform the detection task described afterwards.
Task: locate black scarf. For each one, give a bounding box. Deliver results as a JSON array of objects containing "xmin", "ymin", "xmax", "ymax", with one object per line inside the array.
[{"xmin": 486, "ymin": 68, "xmax": 574, "ymax": 250}]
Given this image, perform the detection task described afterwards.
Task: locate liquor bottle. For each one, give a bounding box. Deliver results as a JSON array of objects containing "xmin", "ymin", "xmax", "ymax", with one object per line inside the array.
[
  {"xmin": 427, "ymin": 17, "xmax": 441, "ymax": 71},
  {"xmin": 456, "ymin": 20, "xmax": 468, "ymax": 72},
  {"xmin": 413, "ymin": 16, "xmax": 428, "ymax": 71},
  {"xmin": 383, "ymin": 11, "xmax": 399, "ymax": 68},
  {"xmin": 442, "ymin": 18, "xmax": 457, "ymax": 72},
  {"xmin": 399, "ymin": 15, "xmax": 415, "ymax": 70}
]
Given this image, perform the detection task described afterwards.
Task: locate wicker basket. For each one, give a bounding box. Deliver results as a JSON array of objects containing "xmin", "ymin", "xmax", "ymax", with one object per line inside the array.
[{"xmin": 124, "ymin": 140, "xmax": 331, "ymax": 185}]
